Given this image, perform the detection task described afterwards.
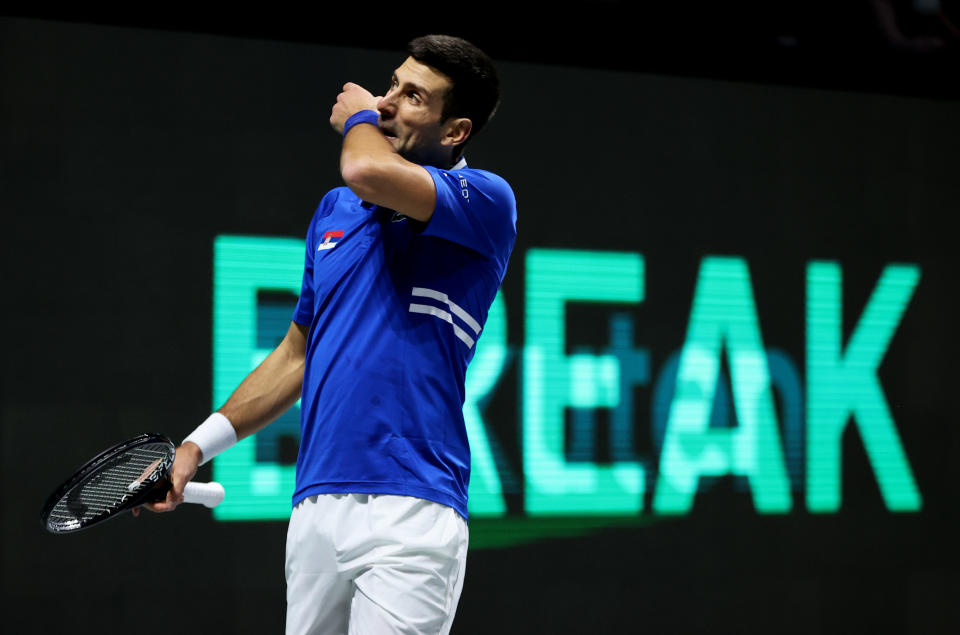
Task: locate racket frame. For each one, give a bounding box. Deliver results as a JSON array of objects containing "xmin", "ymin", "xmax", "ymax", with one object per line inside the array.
[{"xmin": 41, "ymin": 433, "xmax": 177, "ymax": 533}]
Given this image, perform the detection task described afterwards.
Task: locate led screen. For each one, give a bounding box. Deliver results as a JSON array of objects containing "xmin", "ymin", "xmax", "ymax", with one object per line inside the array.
[{"xmin": 211, "ymin": 236, "xmax": 923, "ymax": 547}]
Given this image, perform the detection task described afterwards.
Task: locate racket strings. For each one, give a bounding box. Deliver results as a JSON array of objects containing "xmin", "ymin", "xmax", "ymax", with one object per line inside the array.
[{"xmin": 46, "ymin": 443, "xmax": 171, "ymax": 532}]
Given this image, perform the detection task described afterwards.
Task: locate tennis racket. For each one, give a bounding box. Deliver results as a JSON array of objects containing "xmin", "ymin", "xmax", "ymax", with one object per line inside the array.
[{"xmin": 41, "ymin": 432, "xmax": 225, "ymax": 534}]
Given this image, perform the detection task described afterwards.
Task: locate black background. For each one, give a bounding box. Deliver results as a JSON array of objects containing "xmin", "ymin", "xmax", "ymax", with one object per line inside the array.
[{"xmin": 2, "ymin": 11, "xmax": 959, "ymax": 634}]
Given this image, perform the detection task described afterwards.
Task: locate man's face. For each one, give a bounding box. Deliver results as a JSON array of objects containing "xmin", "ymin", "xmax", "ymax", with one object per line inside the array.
[{"xmin": 377, "ymin": 57, "xmax": 453, "ymax": 165}]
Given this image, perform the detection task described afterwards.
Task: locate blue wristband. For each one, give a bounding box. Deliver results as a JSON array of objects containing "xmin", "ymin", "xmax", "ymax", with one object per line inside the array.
[{"xmin": 343, "ymin": 110, "xmax": 380, "ymax": 136}]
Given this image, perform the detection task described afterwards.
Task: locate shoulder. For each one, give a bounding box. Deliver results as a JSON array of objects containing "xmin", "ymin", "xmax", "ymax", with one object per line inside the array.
[
  {"xmin": 426, "ymin": 165, "xmax": 516, "ymax": 210},
  {"xmin": 427, "ymin": 165, "xmax": 512, "ymax": 191},
  {"xmin": 312, "ymin": 186, "xmax": 359, "ymax": 220},
  {"xmin": 319, "ymin": 186, "xmax": 359, "ymax": 208},
  {"xmin": 461, "ymin": 168, "xmax": 515, "ymax": 201},
  {"xmin": 418, "ymin": 163, "xmax": 517, "ymax": 259}
]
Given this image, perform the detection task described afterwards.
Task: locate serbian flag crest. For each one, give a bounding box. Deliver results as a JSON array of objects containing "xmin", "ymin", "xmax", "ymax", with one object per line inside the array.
[{"xmin": 317, "ymin": 230, "xmax": 345, "ymax": 251}]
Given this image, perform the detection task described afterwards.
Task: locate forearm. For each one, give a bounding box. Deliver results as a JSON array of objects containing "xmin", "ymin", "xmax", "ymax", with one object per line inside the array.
[
  {"xmin": 339, "ymin": 122, "xmax": 437, "ymax": 221},
  {"xmin": 155, "ymin": 326, "xmax": 305, "ymax": 512},
  {"xmin": 340, "ymin": 124, "xmax": 402, "ymax": 197},
  {"xmin": 148, "ymin": 346, "xmax": 303, "ymax": 513},
  {"xmin": 217, "ymin": 340, "xmax": 305, "ymax": 441}
]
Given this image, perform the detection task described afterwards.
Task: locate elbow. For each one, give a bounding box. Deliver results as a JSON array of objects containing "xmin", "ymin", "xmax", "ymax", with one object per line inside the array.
[{"xmin": 340, "ymin": 156, "xmax": 380, "ymax": 200}]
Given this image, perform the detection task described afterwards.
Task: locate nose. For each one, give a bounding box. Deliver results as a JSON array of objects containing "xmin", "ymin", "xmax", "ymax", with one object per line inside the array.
[{"xmin": 377, "ymin": 90, "xmax": 397, "ymax": 117}]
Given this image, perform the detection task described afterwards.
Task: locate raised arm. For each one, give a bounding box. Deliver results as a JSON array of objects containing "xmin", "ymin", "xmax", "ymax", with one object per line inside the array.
[
  {"xmin": 339, "ymin": 119, "xmax": 437, "ymax": 222},
  {"xmin": 329, "ymin": 81, "xmax": 437, "ymax": 222},
  {"xmin": 329, "ymin": 65, "xmax": 471, "ymax": 222}
]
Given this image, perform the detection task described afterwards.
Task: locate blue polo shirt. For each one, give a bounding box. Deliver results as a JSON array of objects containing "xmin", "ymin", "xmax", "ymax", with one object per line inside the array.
[{"xmin": 291, "ymin": 160, "xmax": 517, "ymax": 519}]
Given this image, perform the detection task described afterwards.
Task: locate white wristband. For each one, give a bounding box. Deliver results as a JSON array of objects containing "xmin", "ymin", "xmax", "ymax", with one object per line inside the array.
[{"xmin": 182, "ymin": 412, "xmax": 237, "ymax": 466}]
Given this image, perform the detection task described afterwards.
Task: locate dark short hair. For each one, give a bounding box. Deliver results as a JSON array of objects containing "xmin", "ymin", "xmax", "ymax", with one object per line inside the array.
[{"xmin": 407, "ymin": 35, "xmax": 501, "ymax": 150}]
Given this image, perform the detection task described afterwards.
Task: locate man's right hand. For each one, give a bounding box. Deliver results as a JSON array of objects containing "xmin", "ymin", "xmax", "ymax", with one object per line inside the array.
[
  {"xmin": 133, "ymin": 441, "xmax": 202, "ymax": 516},
  {"xmin": 330, "ymin": 82, "xmax": 381, "ymax": 134}
]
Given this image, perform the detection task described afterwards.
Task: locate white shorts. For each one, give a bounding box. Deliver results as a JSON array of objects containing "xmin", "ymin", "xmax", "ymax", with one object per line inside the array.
[{"xmin": 284, "ymin": 493, "xmax": 469, "ymax": 635}]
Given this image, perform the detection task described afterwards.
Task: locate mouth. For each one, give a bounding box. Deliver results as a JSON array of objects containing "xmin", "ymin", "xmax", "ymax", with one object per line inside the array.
[{"xmin": 379, "ymin": 126, "xmax": 398, "ymax": 141}]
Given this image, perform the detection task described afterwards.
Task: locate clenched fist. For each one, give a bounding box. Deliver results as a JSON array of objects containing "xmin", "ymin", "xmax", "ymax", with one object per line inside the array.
[{"xmin": 330, "ymin": 82, "xmax": 381, "ymax": 134}]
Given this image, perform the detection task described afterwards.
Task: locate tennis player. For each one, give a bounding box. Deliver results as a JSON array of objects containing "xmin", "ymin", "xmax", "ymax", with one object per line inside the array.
[{"xmin": 145, "ymin": 35, "xmax": 517, "ymax": 634}]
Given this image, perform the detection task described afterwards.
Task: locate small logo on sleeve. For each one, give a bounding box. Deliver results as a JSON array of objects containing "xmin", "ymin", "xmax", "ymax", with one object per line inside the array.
[{"xmin": 317, "ymin": 230, "xmax": 345, "ymax": 251}]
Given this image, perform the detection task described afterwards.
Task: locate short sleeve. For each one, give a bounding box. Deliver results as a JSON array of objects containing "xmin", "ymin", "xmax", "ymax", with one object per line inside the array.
[
  {"xmin": 421, "ymin": 166, "xmax": 517, "ymax": 262},
  {"xmin": 292, "ymin": 195, "xmax": 335, "ymax": 325},
  {"xmin": 292, "ymin": 235, "xmax": 315, "ymax": 325}
]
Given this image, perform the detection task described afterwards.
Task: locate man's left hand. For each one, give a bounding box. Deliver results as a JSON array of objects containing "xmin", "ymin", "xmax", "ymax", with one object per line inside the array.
[{"xmin": 330, "ymin": 83, "xmax": 381, "ymax": 134}]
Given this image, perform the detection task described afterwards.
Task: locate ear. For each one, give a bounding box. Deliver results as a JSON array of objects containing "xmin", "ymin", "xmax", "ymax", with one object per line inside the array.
[{"xmin": 442, "ymin": 117, "xmax": 472, "ymax": 147}]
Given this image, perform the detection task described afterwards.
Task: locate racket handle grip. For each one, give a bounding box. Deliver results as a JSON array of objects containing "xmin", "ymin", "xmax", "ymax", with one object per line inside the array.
[{"xmin": 183, "ymin": 481, "xmax": 225, "ymax": 508}]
